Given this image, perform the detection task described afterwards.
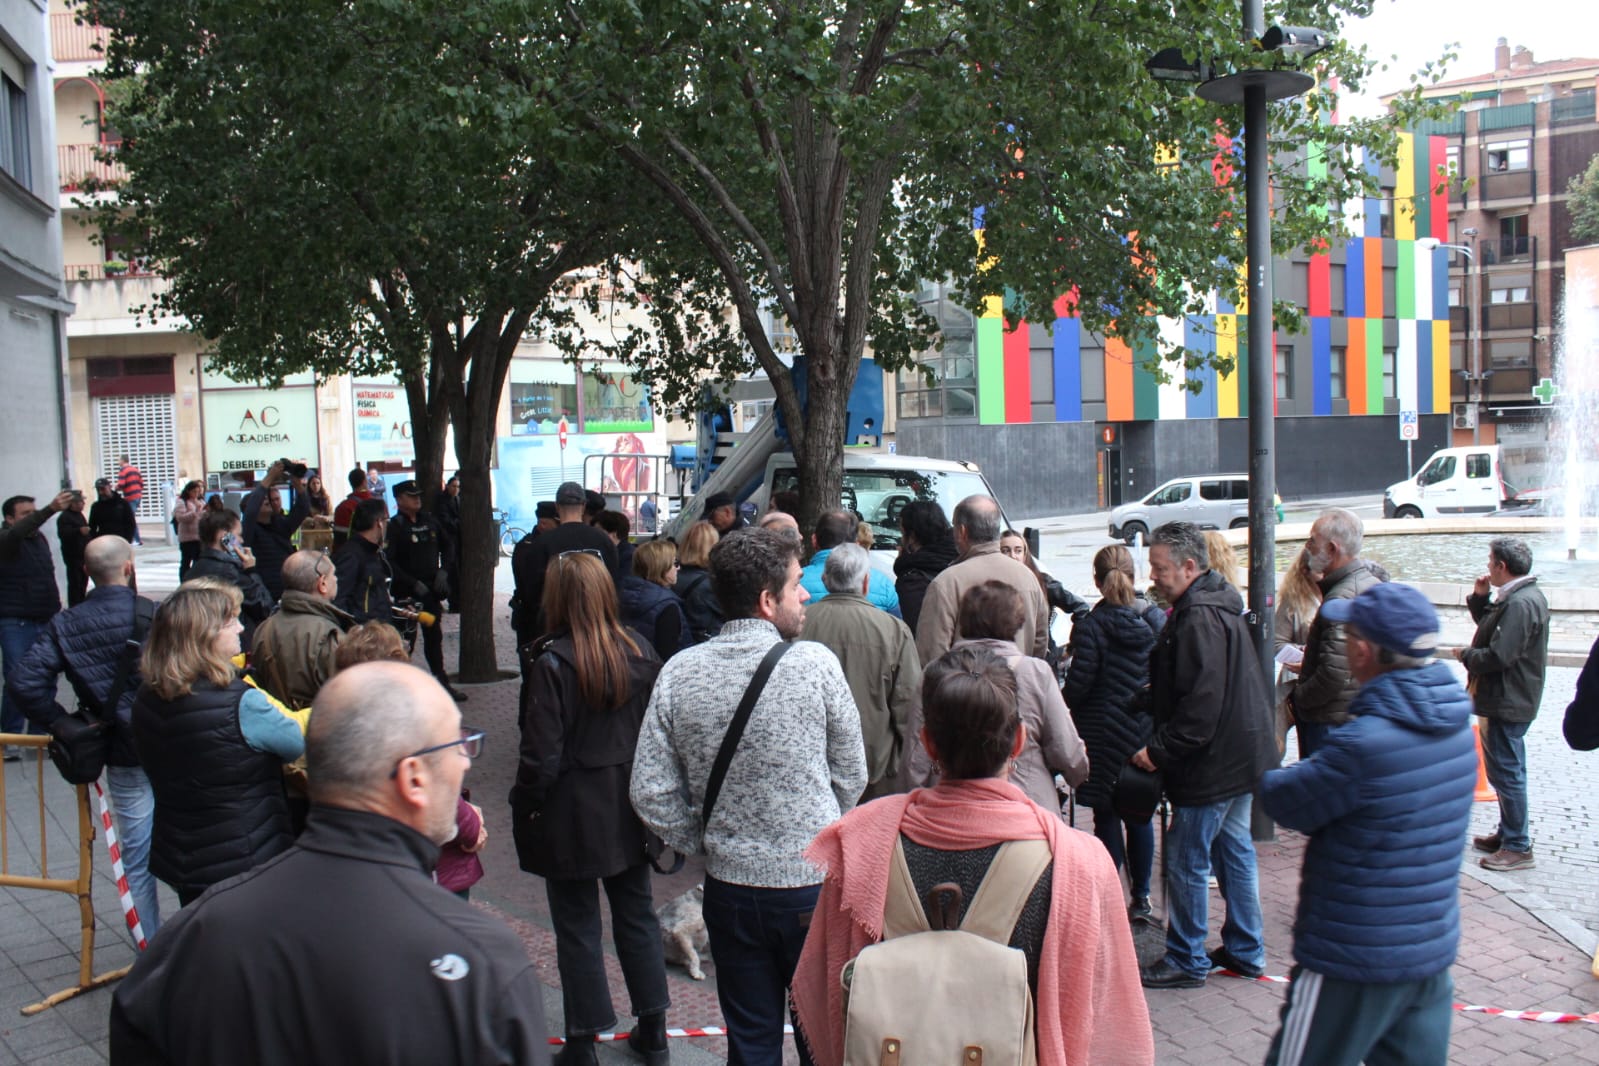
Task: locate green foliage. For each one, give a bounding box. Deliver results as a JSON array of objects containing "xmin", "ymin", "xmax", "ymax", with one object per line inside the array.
[{"xmin": 1570, "ymin": 155, "xmax": 1599, "ymax": 246}]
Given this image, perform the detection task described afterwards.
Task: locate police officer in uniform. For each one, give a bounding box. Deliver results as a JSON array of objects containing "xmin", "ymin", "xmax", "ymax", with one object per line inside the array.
[
  {"xmin": 333, "ymin": 497, "xmax": 394, "ymax": 626},
  {"xmin": 385, "ymin": 480, "xmax": 465, "ymax": 702}
]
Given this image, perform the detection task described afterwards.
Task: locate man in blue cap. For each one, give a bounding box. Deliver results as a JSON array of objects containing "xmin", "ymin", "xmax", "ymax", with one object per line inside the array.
[{"xmin": 1259, "ymin": 582, "xmax": 1477, "ymax": 1066}]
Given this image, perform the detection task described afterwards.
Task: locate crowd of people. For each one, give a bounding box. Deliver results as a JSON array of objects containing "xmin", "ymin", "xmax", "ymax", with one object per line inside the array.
[{"xmin": 0, "ymin": 465, "xmax": 1589, "ymax": 1065}]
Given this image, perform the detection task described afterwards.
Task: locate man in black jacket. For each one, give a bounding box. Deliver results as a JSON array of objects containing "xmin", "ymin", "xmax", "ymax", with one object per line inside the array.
[
  {"xmin": 109, "ymin": 662, "xmax": 549, "ymax": 1065},
  {"xmin": 8, "ymin": 536, "xmax": 162, "ymax": 939},
  {"xmin": 184, "ymin": 509, "xmax": 275, "ymax": 650},
  {"xmin": 511, "ymin": 482, "xmax": 616, "ymax": 645},
  {"xmin": 386, "ymin": 480, "xmax": 463, "ymax": 701},
  {"xmin": 88, "ymin": 478, "xmax": 138, "ymax": 544},
  {"xmin": 333, "ymin": 497, "xmax": 394, "ymax": 626},
  {"xmin": 1, "ymin": 489, "xmax": 74, "ymax": 745},
  {"xmin": 1133, "ymin": 521, "xmax": 1275, "ymax": 989},
  {"xmin": 241, "ymin": 461, "xmax": 310, "ymax": 601}
]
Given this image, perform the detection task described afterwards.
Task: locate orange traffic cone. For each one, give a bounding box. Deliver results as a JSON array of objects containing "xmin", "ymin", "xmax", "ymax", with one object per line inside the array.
[{"xmin": 1472, "ymin": 719, "xmax": 1497, "ymax": 804}]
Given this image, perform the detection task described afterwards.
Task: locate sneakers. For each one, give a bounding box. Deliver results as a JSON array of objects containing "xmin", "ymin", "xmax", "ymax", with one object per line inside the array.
[
  {"xmin": 1128, "ymin": 896, "xmax": 1155, "ymax": 925},
  {"xmin": 1139, "ymin": 958, "xmax": 1206, "ymax": 989},
  {"xmin": 1480, "ymin": 848, "xmax": 1535, "ymax": 872},
  {"xmin": 1472, "ymin": 832, "xmax": 1501, "ymax": 854},
  {"xmin": 1208, "ymin": 945, "xmax": 1265, "ymax": 979}
]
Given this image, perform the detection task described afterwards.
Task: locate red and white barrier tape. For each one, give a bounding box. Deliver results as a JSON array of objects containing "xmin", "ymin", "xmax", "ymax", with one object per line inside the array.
[
  {"xmin": 1211, "ymin": 968, "xmax": 1599, "ymax": 1025},
  {"xmin": 548, "ymin": 1024, "xmax": 795, "ymax": 1045},
  {"xmin": 90, "ymin": 780, "xmax": 148, "ymax": 951}
]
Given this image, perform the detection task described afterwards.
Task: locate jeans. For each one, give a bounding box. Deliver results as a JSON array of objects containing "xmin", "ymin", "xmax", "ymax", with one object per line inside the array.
[
  {"xmin": 0, "ymin": 617, "xmax": 44, "ymax": 735},
  {"xmin": 703, "ymin": 877, "xmax": 819, "ymax": 1066},
  {"xmin": 1093, "ymin": 803, "xmax": 1154, "ymax": 898},
  {"xmin": 1480, "ymin": 718, "xmax": 1532, "ymax": 853},
  {"xmin": 545, "ymin": 863, "xmax": 670, "ymax": 1036},
  {"xmin": 105, "ymin": 765, "xmax": 161, "ymax": 942},
  {"xmin": 1164, "ymin": 793, "xmax": 1265, "ymax": 979}
]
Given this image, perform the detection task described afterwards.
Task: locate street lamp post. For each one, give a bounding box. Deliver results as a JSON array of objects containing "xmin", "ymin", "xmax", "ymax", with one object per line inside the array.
[{"xmin": 1418, "ymin": 232, "xmax": 1482, "ymax": 443}]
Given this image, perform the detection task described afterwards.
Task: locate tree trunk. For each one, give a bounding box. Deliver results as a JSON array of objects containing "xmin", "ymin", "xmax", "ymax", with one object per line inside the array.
[
  {"xmin": 402, "ymin": 368, "xmax": 449, "ymax": 508},
  {"xmin": 454, "ymin": 458, "xmax": 501, "ymax": 682},
  {"xmin": 793, "ymin": 340, "xmax": 852, "ymax": 546}
]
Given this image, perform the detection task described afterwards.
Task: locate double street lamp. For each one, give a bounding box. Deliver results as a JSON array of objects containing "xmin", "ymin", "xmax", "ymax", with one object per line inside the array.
[{"xmin": 1417, "ymin": 232, "xmax": 1484, "ymax": 444}]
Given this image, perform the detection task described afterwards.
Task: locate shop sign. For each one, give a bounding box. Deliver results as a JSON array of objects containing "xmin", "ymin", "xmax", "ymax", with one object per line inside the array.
[{"xmin": 202, "ymin": 387, "xmax": 319, "ymax": 473}]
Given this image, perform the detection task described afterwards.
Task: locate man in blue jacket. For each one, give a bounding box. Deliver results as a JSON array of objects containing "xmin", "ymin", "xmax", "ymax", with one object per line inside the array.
[{"xmin": 1259, "ymin": 582, "xmax": 1477, "ymax": 1066}]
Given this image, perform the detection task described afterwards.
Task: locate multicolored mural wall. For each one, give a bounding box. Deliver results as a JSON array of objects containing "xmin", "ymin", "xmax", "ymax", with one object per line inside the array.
[{"xmin": 971, "ymin": 132, "xmax": 1456, "ymax": 425}]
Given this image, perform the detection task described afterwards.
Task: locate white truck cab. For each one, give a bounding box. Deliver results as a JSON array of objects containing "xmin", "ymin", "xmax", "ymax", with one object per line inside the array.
[{"xmin": 1383, "ymin": 445, "xmax": 1507, "ymax": 518}]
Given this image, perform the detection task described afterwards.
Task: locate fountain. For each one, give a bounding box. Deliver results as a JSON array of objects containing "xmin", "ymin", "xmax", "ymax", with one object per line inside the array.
[{"xmin": 1557, "ymin": 250, "xmax": 1599, "ymax": 560}]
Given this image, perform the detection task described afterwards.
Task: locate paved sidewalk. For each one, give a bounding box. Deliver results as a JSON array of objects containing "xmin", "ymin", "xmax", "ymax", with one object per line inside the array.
[{"xmin": 3, "ymin": 582, "xmax": 1597, "ymax": 1063}]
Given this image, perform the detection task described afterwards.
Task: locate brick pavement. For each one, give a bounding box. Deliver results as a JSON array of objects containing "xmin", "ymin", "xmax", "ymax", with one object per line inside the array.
[{"xmin": 2, "ymin": 562, "xmax": 1597, "ymax": 1063}]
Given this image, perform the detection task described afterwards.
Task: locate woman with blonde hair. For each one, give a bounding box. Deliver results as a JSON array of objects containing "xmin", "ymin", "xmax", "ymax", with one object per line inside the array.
[
  {"xmin": 1063, "ymin": 545, "xmax": 1163, "ymax": 922},
  {"xmin": 1204, "ymin": 529, "xmax": 1243, "ymax": 591},
  {"xmin": 673, "ymin": 520, "xmax": 723, "ymax": 644},
  {"xmin": 510, "ymin": 552, "xmax": 670, "ymax": 1065},
  {"xmin": 1275, "ymin": 545, "xmax": 1324, "ymax": 757},
  {"xmin": 132, "ymin": 581, "xmax": 305, "ymax": 905},
  {"xmin": 618, "ymin": 539, "xmax": 688, "ymax": 660}
]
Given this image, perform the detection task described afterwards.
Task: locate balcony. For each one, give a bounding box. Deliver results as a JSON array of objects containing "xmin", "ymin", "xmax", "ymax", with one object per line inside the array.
[
  {"xmin": 66, "ymin": 262, "xmax": 158, "ymax": 282},
  {"xmin": 1482, "ymin": 301, "xmax": 1538, "ymax": 332},
  {"xmin": 50, "ymin": 13, "xmax": 109, "ymax": 64},
  {"xmin": 1479, "ymin": 168, "xmax": 1535, "ymax": 204},
  {"xmin": 58, "ymin": 143, "xmax": 125, "ymax": 192},
  {"xmin": 1481, "ymin": 234, "xmax": 1534, "ymax": 266}
]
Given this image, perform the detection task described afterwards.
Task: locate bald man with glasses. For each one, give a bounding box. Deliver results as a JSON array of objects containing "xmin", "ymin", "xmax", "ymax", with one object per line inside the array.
[{"xmin": 250, "ymin": 549, "xmax": 354, "ymax": 712}]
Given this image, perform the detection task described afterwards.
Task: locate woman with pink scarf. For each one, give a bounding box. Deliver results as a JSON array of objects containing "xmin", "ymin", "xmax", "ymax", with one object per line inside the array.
[{"xmin": 793, "ymin": 644, "xmax": 1154, "ymax": 1066}]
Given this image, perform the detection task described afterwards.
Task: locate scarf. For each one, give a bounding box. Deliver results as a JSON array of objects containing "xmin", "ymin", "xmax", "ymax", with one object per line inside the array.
[{"xmin": 792, "ymin": 778, "xmax": 1154, "ymax": 1066}]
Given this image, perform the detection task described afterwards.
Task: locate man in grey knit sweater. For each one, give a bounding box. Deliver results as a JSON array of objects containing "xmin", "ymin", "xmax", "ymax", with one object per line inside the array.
[{"xmin": 632, "ymin": 529, "xmax": 867, "ymax": 1065}]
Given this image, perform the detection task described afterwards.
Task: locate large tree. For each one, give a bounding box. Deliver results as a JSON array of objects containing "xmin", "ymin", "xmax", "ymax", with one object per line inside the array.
[
  {"xmin": 555, "ymin": 0, "xmax": 1449, "ymax": 529},
  {"xmin": 91, "ymin": 0, "xmax": 653, "ymax": 679}
]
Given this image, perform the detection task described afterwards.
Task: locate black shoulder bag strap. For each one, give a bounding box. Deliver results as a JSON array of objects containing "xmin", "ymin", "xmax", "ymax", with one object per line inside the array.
[{"xmin": 701, "ymin": 641, "xmax": 792, "ymax": 833}]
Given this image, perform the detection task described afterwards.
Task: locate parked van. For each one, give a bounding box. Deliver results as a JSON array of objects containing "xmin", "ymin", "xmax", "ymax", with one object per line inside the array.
[
  {"xmin": 1383, "ymin": 445, "xmax": 1509, "ymax": 518},
  {"xmin": 1108, "ymin": 474, "xmax": 1251, "ymax": 543}
]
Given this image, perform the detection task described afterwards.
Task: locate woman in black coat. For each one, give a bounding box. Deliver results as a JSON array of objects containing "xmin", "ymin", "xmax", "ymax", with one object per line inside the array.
[
  {"xmin": 672, "ymin": 520, "xmax": 723, "ymax": 644},
  {"xmin": 893, "ymin": 500, "xmax": 959, "ymax": 636},
  {"xmin": 509, "ymin": 552, "xmax": 669, "ymax": 1066},
  {"xmin": 1063, "ymin": 544, "xmax": 1160, "ymax": 923}
]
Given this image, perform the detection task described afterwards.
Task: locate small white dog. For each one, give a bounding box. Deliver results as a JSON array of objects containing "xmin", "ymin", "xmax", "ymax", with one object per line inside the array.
[{"xmin": 657, "ymin": 884, "xmax": 710, "ymax": 980}]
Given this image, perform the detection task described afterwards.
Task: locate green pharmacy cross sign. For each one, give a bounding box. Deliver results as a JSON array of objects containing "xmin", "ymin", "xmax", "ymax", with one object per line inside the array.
[{"xmin": 1533, "ymin": 378, "xmax": 1561, "ymax": 405}]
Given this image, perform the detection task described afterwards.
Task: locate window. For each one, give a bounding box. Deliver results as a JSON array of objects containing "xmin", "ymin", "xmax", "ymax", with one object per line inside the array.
[
  {"xmin": 1465, "ymin": 454, "xmax": 1492, "ymax": 479},
  {"xmin": 1228, "ymin": 479, "xmax": 1250, "ymax": 500},
  {"xmin": 1149, "ymin": 482, "xmax": 1191, "ymax": 506},
  {"xmin": 1489, "ymin": 340, "xmax": 1532, "ymax": 369},
  {"xmin": 1444, "ymin": 146, "xmax": 1461, "ymax": 179},
  {"xmin": 580, "ymin": 369, "xmax": 653, "ymax": 432},
  {"xmin": 1447, "ymin": 285, "xmax": 1462, "ymax": 308},
  {"xmin": 1378, "ymin": 193, "xmax": 1394, "ymax": 238},
  {"xmin": 1485, "ymin": 140, "xmax": 1529, "ymax": 172},
  {"xmin": 1497, "ymin": 215, "xmax": 1530, "ymax": 259},
  {"xmin": 1, "ymin": 72, "xmax": 30, "ymax": 190},
  {"xmin": 509, "ymin": 372, "xmax": 578, "ymax": 435},
  {"xmin": 897, "ymin": 325, "xmax": 977, "ymax": 420},
  {"xmin": 1329, "ymin": 346, "xmax": 1346, "ymax": 399},
  {"xmin": 1199, "ymin": 480, "xmax": 1229, "ymax": 501},
  {"xmin": 1490, "ymin": 286, "xmax": 1530, "ymax": 304},
  {"xmin": 1275, "ymin": 345, "xmax": 1293, "ymax": 400},
  {"xmin": 1328, "ymin": 264, "xmax": 1346, "ymax": 313},
  {"xmin": 1381, "ymin": 349, "xmax": 1397, "ymax": 399},
  {"xmin": 1420, "ymin": 456, "xmax": 1456, "ymax": 485}
]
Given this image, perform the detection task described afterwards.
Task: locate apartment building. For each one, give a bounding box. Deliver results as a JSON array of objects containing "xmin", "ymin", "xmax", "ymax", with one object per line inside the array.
[
  {"xmin": 3, "ymin": 0, "xmax": 70, "ymax": 487},
  {"xmin": 1400, "ymin": 39, "xmax": 1599, "ymax": 448}
]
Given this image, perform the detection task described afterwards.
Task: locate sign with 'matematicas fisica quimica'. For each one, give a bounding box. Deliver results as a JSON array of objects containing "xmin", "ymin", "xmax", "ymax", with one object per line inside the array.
[
  {"xmin": 352, "ymin": 382, "xmax": 415, "ymax": 466},
  {"xmin": 200, "ymin": 387, "xmax": 320, "ymax": 474}
]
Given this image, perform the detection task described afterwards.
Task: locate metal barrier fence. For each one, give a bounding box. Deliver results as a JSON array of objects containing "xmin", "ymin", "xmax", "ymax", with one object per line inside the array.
[{"xmin": 0, "ymin": 734, "xmax": 128, "ymax": 1015}]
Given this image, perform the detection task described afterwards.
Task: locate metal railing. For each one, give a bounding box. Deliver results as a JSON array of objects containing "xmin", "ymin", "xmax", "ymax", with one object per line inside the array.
[
  {"xmin": 66, "ymin": 261, "xmax": 159, "ymax": 281},
  {"xmin": 58, "ymin": 142, "xmax": 125, "ymax": 191},
  {"xmin": 1481, "ymin": 235, "xmax": 1535, "ymax": 265},
  {"xmin": 50, "ymin": 13, "xmax": 110, "ymax": 63},
  {"xmin": 1551, "ymin": 91, "xmax": 1596, "ymax": 127},
  {"xmin": 0, "ymin": 735, "xmax": 130, "ymax": 1015},
  {"xmin": 1478, "ymin": 102, "xmax": 1536, "ymax": 132}
]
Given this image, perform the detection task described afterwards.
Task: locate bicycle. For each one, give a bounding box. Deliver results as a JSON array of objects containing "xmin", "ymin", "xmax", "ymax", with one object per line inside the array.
[{"xmin": 493, "ymin": 508, "xmax": 527, "ymax": 557}]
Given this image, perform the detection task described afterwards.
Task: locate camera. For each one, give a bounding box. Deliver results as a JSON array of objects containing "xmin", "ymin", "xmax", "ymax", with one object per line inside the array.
[{"xmin": 279, "ymin": 458, "xmax": 309, "ymax": 479}]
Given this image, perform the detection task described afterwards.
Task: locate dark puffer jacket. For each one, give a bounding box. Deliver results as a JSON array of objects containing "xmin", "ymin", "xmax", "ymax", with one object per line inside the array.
[
  {"xmin": 509, "ymin": 634, "xmax": 662, "ymax": 880},
  {"xmin": 6, "ymin": 586, "xmax": 154, "ymax": 766},
  {"xmin": 1293, "ymin": 559, "xmax": 1383, "ymax": 726},
  {"xmin": 617, "ymin": 576, "xmax": 687, "ymax": 661},
  {"xmin": 673, "ymin": 565, "xmax": 723, "ymax": 645},
  {"xmin": 1147, "ymin": 570, "xmax": 1276, "ymax": 806},
  {"xmin": 131, "ymin": 679, "xmax": 294, "ymax": 895},
  {"xmin": 1261, "ymin": 661, "xmax": 1476, "ymax": 982},
  {"xmin": 1063, "ymin": 601, "xmax": 1159, "ymax": 809},
  {"xmin": 894, "ymin": 539, "xmax": 959, "ymax": 636}
]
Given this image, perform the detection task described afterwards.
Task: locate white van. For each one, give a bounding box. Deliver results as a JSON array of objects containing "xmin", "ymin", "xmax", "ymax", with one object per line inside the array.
[
  {"xmin": 1108, "ymin": 474, "xmax": 1252, "ymax": 543},
  {"xmin": 1383, "ymin": 445, "xmax": 1508, "ymax": 518}
]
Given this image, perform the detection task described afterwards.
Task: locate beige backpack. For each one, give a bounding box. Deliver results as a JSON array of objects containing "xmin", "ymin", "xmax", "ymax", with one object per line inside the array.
[{"xmin": 841, "ymin": 837, "xmax": 1050, "ymax": 1066}]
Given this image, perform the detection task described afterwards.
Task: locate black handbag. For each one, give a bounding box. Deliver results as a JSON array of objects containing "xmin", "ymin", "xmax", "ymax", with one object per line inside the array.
[{"xmin": 1112, "ymin": 761, "xmax": 1164, "ymax": 826}]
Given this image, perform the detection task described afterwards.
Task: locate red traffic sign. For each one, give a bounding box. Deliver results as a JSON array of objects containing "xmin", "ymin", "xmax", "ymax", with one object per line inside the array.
[{"xmin": 558, "ymin": 417, "xmax": 569, "ymax": 449}]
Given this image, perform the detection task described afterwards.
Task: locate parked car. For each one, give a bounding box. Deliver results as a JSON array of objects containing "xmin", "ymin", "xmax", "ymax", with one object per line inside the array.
[{"xmin": 1108, "ymin": 474, "xmax": 1253, "ymax": 543}]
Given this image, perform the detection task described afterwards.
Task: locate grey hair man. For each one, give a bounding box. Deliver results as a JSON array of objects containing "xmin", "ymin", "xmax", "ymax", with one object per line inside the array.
[
  {"xmin": 801, "ymin": 543, "xmax": 921, "ymax": 800},
  {"xmin": 250, "ymin": 549, "xmax": 353, "ymax": 711},
  {"xmin": 632, "ymin": 528, "xmax": 866, "ymax": 1064},
  {"xmin": 756, "ymin": 508, "xmax": 801, "ymax": 545},
  {"xmin": 111, "ymin": 663, "xmax": 548, "ymax": 1065},
  {"xmin": 914, "ymin": 494, "xmax": 1047, "ymax": 665},
  {"xmin": 1457, "ymin": 536, "xmax": 1548, "ymax": 872},
  {"xmin": 1134, "ymin": 521, "xmax": 1275, "ymax": 989},
  {"xmin": 1290, "ymin": 506, "xmax": 1383, "ymax": 757}
]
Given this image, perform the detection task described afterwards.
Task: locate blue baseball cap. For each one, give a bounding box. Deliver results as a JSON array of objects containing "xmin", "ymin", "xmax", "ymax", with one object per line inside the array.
[{"xmin": 1318, "ymin": 582, "xmax": 1440, "ymax": 659}]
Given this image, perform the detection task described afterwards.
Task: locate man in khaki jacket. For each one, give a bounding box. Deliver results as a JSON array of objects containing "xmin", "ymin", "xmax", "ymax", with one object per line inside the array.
[
  {"xmin": 801, "ymin": 544, "xmax": 920, "ymax": 800},
  {"xmin": 251, "ymin": 550, "xmax": 353, "ymax": 710},
  {"xmin": 914, "ymin": 495, "xmax": 1047, "ymax": 666}
]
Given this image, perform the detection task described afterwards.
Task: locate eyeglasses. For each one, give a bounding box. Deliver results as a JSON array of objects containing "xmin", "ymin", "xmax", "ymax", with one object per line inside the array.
[
  {"xmin": 558, "ymin": 548, "xmax": 604, "ymax": 562},
  {"xmin": 312, "ymin": 546, "xmax": 332, "ymax": 582},
  {"xmin": 389, "ymin": 728, "xmax": 485, "ymax": 778}
]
